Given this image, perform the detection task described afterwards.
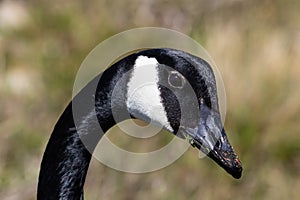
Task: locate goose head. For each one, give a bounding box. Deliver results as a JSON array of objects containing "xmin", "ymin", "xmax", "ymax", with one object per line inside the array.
[
  {"xmin": 115, "ymin": 48, "xmax": 243, "ymax": 178},
  {"xmin": 37, "ymin": 48, "xmax": 243, "ymax": 200}
]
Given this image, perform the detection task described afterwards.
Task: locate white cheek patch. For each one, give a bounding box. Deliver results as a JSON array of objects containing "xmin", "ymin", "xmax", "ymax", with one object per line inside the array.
[{"xmin": 126, "ymin": 55, "xmax": 173, "ymax": 132}]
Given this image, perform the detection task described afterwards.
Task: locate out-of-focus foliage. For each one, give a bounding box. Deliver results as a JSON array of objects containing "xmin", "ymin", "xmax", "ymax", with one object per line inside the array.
[{"xmin": 0, "ymin": 0, "xmax": 299, "ymax": 199}]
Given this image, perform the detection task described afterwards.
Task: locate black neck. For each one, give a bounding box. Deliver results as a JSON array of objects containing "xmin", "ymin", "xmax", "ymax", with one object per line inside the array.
[
  {"xmin": 38, "ymin": 102, "xmax": 91, "ymax": 199},
  {"xmin": 37, "ymin": 55, "xmax": 137, "ymax": 199}
]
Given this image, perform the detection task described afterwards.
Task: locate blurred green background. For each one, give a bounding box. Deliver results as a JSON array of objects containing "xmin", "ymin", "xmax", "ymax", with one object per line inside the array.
[{"xmin": 0, "ymin": 0, "xmax": 300, "ymax": 199}]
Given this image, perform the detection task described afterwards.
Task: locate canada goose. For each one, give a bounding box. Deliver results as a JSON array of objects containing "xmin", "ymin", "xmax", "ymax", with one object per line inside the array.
[{"xmin": 37, "ymin": 48, "xmax": 242, "ymax": 199}]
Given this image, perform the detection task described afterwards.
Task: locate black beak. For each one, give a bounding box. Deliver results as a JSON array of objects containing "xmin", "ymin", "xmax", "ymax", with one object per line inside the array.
[
  {"xmin": 199, "ymin": 129, "xmax": 242, "ymax": 179},
  {"xmin": 181, "ymin": 126, "xmax": 242, "ymax": 179},
  {"xmin": 179, "ymin": 104, "xmax": 242, "ymax": 179}
]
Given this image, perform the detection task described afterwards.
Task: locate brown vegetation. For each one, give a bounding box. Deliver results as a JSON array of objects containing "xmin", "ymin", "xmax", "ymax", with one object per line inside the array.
[{"xmin": 0, "ymin": 0, "xmax": 299, "ymax": 199}]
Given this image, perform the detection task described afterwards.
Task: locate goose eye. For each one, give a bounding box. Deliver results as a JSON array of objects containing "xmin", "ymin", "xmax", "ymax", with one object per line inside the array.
[{"xmin": 168, "ymin": 71, "xmax": 185, "ymax": 88}]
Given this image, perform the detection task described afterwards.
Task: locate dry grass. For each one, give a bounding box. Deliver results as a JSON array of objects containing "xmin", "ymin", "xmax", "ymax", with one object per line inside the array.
[{"xmin": 0, "ymin": 0, "xmax": 299, "ymax": 199}]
